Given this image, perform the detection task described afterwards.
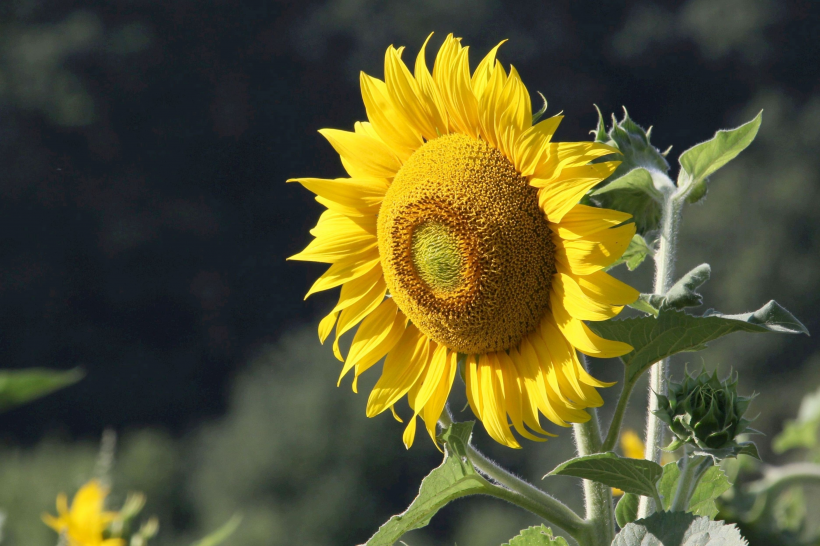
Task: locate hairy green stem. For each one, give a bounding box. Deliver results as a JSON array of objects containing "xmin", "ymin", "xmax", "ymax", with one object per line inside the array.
[
  {"xmin": 438, "ymin": 411, "xmax": 588, "ymax": 541},
  {"xmin": 639, "ymin": 182, "xmax": 683, "ymax": 518},
  {"xmin": 573, "ymin": 404, "xmax": 615, "ymax": 545},
  {"xmin": 602, "ymin": 373, "xmax": 638, "ymax": 453},
  {"xmin": 670, "ymin": 451, "xmax": 711, "ymax": 512}
]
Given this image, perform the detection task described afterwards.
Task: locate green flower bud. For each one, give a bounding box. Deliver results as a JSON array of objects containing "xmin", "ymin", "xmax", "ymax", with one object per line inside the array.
[{"xmin": 654, "ymin": 368, "xmax": 760, "ymax": 460}]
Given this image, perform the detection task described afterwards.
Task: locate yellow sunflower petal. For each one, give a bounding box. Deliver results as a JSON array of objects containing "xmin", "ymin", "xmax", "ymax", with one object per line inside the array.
[
  {"xmin": 552, "ymin": 271, "xmax": 622, "ymax": 321},
  {"xmin": 332, "ymin": 279, "xmax": 387, "ymax": 360},
  {"xmin": 532, "ymin": 161, "xmax": 621, "ymax": 223},
  {"xmin": 305, "ymin": 255, "xmax": 381, "ymax": 298},
  {"xmin": 514, "ymin": 115, "xmax": 564, "ymax": 176},
  {"xmin": 289, "ymin": 177, "xmax": 388, "ymax": 210},
  {"xmin": 471, "ymin": 39, "xmax": 506, "ymax": 99},
  {"xmin": 550, "ymin": 203, "xmax": 633, "ymax": 240},
  {"xmin": 464, "ymin": 353, "xmax": 482, "ymax": 420},
  {"xmin": 569, "ymin": 268, "xmax": 640, "ymax": 306},
  {"xmin": 385, "ymin": 46, "xmax": 438, "ymax": 141},
  {"xmin": 550, "ymin": 292, "xmax": 633, "ymax": 358},
  {"xmin": 366, "ymin": 325, "xmax": 430, "ymax": 417},
  {"xmin": 533, "ymin": 141, "xmax": 620, "ymax": 180},
  {"xmin": 403, "ymin": 343, "xmax": 449, "ymax": 448},
  {"xmin": 319, "ymin": 128, "xmax": 401, "ymax": 179},
  {"xmin": 421, "ymin": 349, "xmax": 457, "ymax": 445},
  {"xmin": 497, "ymin": 350, "xmax": 547, "ymax": 442},
  {"xmin": 434, "ymin": 36, "xmax": 479, "ymax": 138},
  {"xmin": 540, "ymin": 318, "xmax": 605, "ymax": 407},
  {"xmin": 318, "ymin": 310, "xmax": 339, "ymax": 344},
  {"xmin": 314, "ymin": 195, "xmax": 380, "ymax": 218},
  {"xmin": 528, "ymin": 329, "xmax": 583, "ymax": 409},
  {"xmin": 478, "ymin": 353, "xmax": 520, "ymax": 448},
  {"xmin": 339, "ymin": 297, "xmax": 405, "ymax": 387},
  {"xmin": 310, "ymin": 208, "xmax": 377, "ymax": 237},
  {"xmin": 414, "ymin": 33, "xmax": 448, "ymax": 137},
  {"xmin": 288, "ymin": 229, "xmax": 377, "ymax": 264},
  {"xmin": 360, "ymin": 72, "xmax": 422, "ymax": 160},
  {"xmin": 554, "ymin": 223, "xmax": 636, "ymax": 275},
  {"xmin": 516, "ymin": 337, "xmax": 571, "ymax": 426},
  {"xmin": 509, "ymin": 346, "xmax": 557, "ymax": 435}
]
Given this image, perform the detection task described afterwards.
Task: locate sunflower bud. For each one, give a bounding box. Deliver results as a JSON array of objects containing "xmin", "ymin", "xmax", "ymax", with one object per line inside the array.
[{"xmin": 655, "ymin": 368, "xmax": 759, "ymax": 460}]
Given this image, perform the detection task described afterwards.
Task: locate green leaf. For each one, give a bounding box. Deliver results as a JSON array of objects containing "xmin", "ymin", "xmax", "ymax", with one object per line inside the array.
[
  {"xmin": 364, "ymin": 422, "xmax": 489, "ymax": 546},
  {"xmin": 502, "ymin": 524, "xmax": 569, "ymax": 546},
  {"xmin": 737, "ymin": 442, "xmax": 761, "ymax": 461},
  {"xmin": 615, "ymin": 493, "xmax": 640, "ymax": 528},
  {"xmin": 545, "ymin": 452, "xmax": 663, "ymax": 498},
  {"xmin": 190, "ymin": 514, "xmax": 242, "ymax": 546},
  {"xmin": 662, "ymin": 264, "xmax": 710, "ymax": 311},
  {"xmin": 591, "ymin": 168, "xmax": 663, "ymax": 235},
  {"xmin": 678, "ymin": 111, "xmax": 763, "ymax": 200},
  {"xmin": 629, "ymin": 265, "xmax": 711, "ymax": 316},
  {"xmin": 588, "ymin": 300, "xmax": 808, "ymax": 384},
  {"xmin": 591, "ymin": 108, "xmax": 671, "ymax": 235},
  {"xmin": 0, "ymin": 368, "xmax": 84, "ymax": 412},
  {"xmin": 656, "ymin": 461, "xmax": 732, "ymax": 518},
  {"xmin": 606, "ymin": 234, "xmax": 653, "ymax": 272},
  {"xmin": 612, "ymin": 512, "xmax": 748, "ymax": 546}
]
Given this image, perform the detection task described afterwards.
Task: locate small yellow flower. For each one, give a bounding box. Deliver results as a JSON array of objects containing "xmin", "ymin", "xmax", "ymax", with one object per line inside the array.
[{"xmin": 42, "ymin": 479, "xmax": 125, "ymax": 546}]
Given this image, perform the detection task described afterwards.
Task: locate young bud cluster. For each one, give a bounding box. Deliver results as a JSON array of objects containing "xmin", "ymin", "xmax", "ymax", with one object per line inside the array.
[{"xmin": 655, "ymin": 368, "xmax": 758, "ymax": 460}]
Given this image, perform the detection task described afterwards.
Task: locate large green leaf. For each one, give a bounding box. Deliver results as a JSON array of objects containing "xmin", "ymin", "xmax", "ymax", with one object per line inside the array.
[
  {"xmin": 656, "ymin": 462, "xmax": 732, "ymax": 518},
  {"xmin": 545, "ymin": 452, "xmax": 662, "ymax": 498},
  {"xmin": 613, "ymin": 512, "xmax": 747, "ymax": 546},
  {"xmin": 678, "ymin": 111, "xmax": 762, "ymax": 203},
  {"xmin": 588, "ymin": 300, "xmax": 808, "ymax": 383},
  {"xmin": 501, "ymin": 524, "xmax": 569, "ymax": 546},
  {"xmin": 0, "ymin": 368, "xmax": 84, "ymax": 412},
  {"xmin": 363, "ymin": 422, "xmax": 489, "ymax": 546},
  {"xmin": 615, "ymin": 493, "xmax": 640, "ymax": 528}
]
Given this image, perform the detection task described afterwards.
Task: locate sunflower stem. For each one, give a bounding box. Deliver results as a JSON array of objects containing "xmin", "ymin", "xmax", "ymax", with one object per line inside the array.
[
  {"xmin": 573, "ymin": 408, "xmax": 615, "ymax": 546},
  {"xmin": 601, "ymin": 372, "xmax": 638, "ymax": 453},
  {"xmin": 439, "ymin": 411, "xmax": 589, "ymax": 542},
  {"xmin": 670, "ymin": 448, "xmax": 711, "ymax": 512},
  {"xmin": 639, "ymin": 179, "xmax": 684, "ymax": 519}
]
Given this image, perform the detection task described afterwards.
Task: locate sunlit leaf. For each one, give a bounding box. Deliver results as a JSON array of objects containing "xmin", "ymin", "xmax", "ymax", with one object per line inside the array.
[
  {"xmin": 0, "ymin": 368, "xmax": 84, "ymax": 412},
  {"xmin": 678, "ymin": 111, "xmax": 763, "ymax": 202},
  {"xmin": 588, "ymin": 300, "xmax": 808, "ymax": 384},
  {"xmin": 546, "ymin": 452, "xmax": 662, "ymax": 498}
]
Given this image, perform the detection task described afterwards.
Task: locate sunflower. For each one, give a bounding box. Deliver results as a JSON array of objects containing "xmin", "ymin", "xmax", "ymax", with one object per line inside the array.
[
  {"xmin": 289, "ymin": 34, "xmax": 638, "ymax": 449},
  {"xmin": 42, "ymin": 480, "xmax": 125, "ymax": 546}
]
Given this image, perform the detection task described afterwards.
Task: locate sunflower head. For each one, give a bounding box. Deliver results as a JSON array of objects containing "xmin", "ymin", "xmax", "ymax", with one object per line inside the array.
[{"xmin": 290, "ymin": 33, "xmax": 639, "ymax": 449}]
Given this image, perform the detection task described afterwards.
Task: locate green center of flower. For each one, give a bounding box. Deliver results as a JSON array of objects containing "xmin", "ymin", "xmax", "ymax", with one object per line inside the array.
[{"xmin": 411, "ymin": 221, "xmax": 464, "ymax": 294}]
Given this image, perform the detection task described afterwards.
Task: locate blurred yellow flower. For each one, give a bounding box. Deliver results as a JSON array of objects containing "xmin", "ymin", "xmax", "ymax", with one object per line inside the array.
[{"xmin": 42, "ymin": 479, "xmax": 125, "ymax": 546}]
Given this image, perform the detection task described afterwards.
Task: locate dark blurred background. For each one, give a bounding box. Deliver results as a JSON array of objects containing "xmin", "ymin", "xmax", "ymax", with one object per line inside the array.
[{"xmin": 0, "ymin": 0, "xmax": 817, "ymax": 544}]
